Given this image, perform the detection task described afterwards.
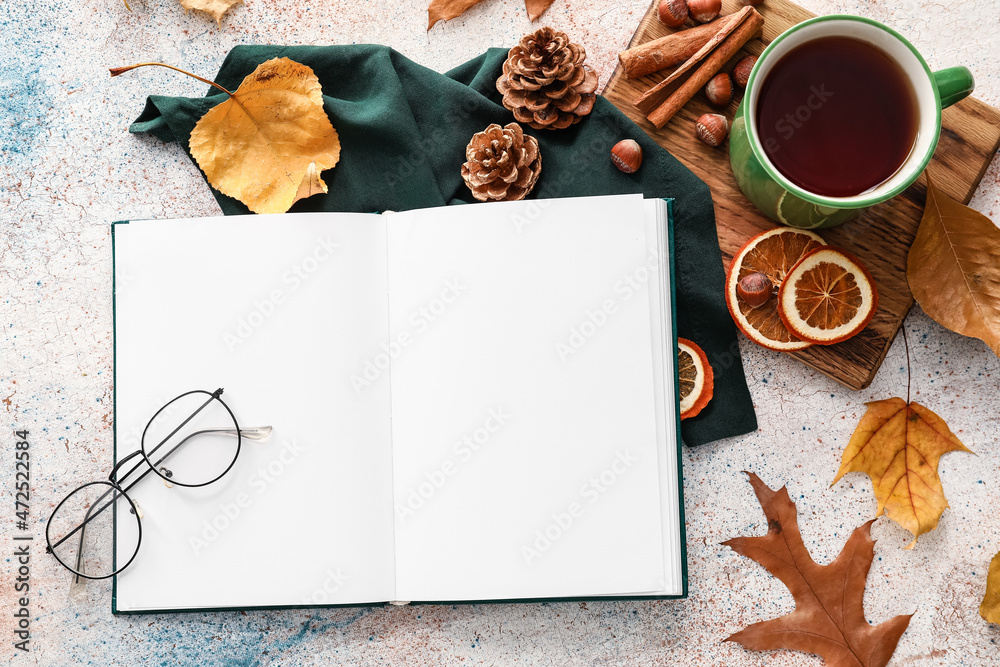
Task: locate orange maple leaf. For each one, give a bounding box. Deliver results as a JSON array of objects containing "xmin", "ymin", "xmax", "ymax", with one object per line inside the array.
[
  {"xmin": 832, "ymin": 398, "xmax": 972, "ymax": 548},
  {"xmin": 725, "ymin": 472, "xmax": 913, "ymax": 667}
]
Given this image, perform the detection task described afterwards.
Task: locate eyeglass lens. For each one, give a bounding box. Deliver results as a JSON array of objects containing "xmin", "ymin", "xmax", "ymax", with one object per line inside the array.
[
  {"xmin": 141, "ymin": 390, "xmax": 241, "ymax": 487},
  {"xmin": 46, "ymin": 481, "xmax": 141, "ymax": 579}
]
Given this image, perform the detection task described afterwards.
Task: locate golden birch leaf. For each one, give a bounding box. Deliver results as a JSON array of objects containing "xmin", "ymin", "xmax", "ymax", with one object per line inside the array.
[
  {"xmin": 178, "ymin": 0, "xmax": 243, "ymax": 25},
  {"xmin": 982, "ymin": 551, "xmax": 1000, "ymax": 624},
  {"xmin": 907, "ymin": 174, "xmax": 1000, "ymax": 357},
  {"xmin": 427, "ymin": 0, "xmax": 487, "ymax": 29},
  {"xmin": 188, "ymin": 58, "xmax": 341, "ymax": 215},
  {"xmin": 832, "ymin": 398, "xmax": 973, "ymax": 548},
  {"xmin": 525, "ymin": 0, "xmax": 556, "ymax": 21}
]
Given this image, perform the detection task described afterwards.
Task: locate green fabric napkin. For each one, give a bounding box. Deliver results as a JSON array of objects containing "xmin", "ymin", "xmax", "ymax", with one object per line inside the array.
[{"xmin": 129, "ymin": 44, "xmax": 757, "ymax": 446}]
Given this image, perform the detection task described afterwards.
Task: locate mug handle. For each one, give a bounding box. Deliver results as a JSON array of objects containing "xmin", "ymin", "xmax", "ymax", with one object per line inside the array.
[{"xmin": 934, "ymin": 67, "xmax": 975, "ymax": 109}]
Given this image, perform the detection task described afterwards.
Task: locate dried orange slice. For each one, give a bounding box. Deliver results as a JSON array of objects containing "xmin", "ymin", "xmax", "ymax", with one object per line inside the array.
[
  {"xmin": 678, "ymin": 338, "xmax": 713, "ymax": 420},
  {"xmin": 777, "ymin": 247, "xmax": 878, "ymax": 345},
  {"xmin": 725, "ymin": 227, "xmax": 826, "ymax": 351}
]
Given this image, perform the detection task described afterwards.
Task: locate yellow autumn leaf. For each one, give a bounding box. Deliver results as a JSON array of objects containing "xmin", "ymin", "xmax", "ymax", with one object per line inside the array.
[
  {"xmin": 188, "ymin": 58, "xmax": 341, "ymax": 215},
  {"xmin": 907, "ymin": 174, "xmax": 1000, "ymax": 357},
  {"xmin": 832, "ymin": 397, "xmax": 972, "ymax": 548},
  {"xmin": 178, "ymin": 0, "xmax": 243, "ymax": 25},
  {"xmin": 982, "ymin": 551, "xmax": 1000, "ymax": 624}
]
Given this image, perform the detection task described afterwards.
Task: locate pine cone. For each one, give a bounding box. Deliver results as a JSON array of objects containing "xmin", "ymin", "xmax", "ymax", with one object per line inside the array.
[
  {"xmin": 496, "ymin": 27, "xmax": 599, "ymax": 130},
  {"xmin": 461, "ymin": 123, "xmax": 542, "ymax": 202}
]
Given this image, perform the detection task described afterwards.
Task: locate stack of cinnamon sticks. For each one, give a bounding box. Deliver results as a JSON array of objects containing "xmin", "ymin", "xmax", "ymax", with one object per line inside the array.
[{"xmin": 619, "ymin": 5, "xmax": 764, "ymax": 129}]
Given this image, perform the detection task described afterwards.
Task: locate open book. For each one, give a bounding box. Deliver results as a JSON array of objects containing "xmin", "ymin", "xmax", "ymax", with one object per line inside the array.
[{"xmin": 111, "ymin": 193, "xmax": 685, "ymax": 613}]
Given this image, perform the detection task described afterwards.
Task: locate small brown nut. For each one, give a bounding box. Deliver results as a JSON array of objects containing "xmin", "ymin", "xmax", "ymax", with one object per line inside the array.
[
  {"xmin": 687, "ymin": 0, "xmax": 721, "ymax": 23},
  {"xmin": 695, "ymin": 113, "xmax": 729, "ymax": 147},
  {"xmin": 657, "ymin": 0, "xmax": 689, "ymax": 27},
  {"xmin": 611, "ymin": 139, "xmax": 643, "ymax": 174},
  {"xmin": 736, "ymin": 272, "xmax": 773, "ymax": 308},
  {"xmin": 704, "ymin": 72, "xmax": 732, "ymax": 107},
  {"xmin": 733, "ymin": 55, "xmax": 758, "ymax": 89}
]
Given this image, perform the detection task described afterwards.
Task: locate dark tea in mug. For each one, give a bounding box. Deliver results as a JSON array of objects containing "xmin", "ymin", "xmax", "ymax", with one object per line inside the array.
[{"xmin": 755, "ymin": 35, "xmax": 919, "ymax": 198}]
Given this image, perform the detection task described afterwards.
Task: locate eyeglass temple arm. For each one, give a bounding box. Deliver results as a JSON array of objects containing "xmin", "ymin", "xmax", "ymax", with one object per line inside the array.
[
  {"xmin": 144, "ymin": 426, "xmax": 272, "ymax": 473},
  {"xmin": 48, "ymin": 426, "xmax": 273, "ymax": 554},
  {"xmin": 71, "ymin": 484, "xmax": 116, "ymax": 584},
  {"xmin": 114, "ymin": 426, "xmax": 272, "ymax": 488},
  {"xmin": 195, "ymin": 426, "xmax": 272, "ymax": 440},
  {"xmin": 237, "ymin": 426, "xmax": 272, "ymax": 440}
]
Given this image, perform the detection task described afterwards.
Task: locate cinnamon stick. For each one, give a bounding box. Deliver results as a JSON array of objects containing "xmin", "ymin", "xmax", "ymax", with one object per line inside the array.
[
  {"xmin": 647, "ymin": 9, "xmax": 764, "ymax": 129},
  {"xmin": 618, "ymin": 19, "xmax": 726, "ymax": 79},
  {"xmin": 636, "ymin": 6, "xmax": 755, "ymax": 115}
]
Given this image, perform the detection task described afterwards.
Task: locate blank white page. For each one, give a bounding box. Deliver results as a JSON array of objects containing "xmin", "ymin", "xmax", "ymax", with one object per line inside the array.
[
  {"xmin": 588, "ymin": 199, "xmax": 683, "ymax": 599},
  {"xmin": 113, "ymin": 214, "xmax": 396, "ymax": 611},
  {"xmin": 645, "ymin": 198, "xmax": 683, "ymax": 596},
  {"xmin": 387, "ymin": 195, "xmax": 666, "ymax": 602}
]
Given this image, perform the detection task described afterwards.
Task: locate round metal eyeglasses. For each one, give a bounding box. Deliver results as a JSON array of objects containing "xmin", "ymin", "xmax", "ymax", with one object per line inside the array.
[{"xmin": 46, "ymin": 388, "xmax": 271, "ymax": 580}]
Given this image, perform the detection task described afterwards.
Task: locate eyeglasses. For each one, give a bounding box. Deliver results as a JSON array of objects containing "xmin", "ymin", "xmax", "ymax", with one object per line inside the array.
[{"xmin": 46, "ymin": 388, "xmax": 271, "ymax": 581}]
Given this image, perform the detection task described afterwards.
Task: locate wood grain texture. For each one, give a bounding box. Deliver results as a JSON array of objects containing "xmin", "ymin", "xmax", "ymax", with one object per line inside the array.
[{"xmin": 602, "ymin": 0, "xmax": 1000, "ymax": 389}]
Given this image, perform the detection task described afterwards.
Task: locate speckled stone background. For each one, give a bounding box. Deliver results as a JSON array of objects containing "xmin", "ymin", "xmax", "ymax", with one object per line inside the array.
[{"xmin": 2, "ymin": 0, "xmax": 999, "ymax": 664}]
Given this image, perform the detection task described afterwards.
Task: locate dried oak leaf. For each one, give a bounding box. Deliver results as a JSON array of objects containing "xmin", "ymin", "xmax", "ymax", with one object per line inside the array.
[
  {"xmin": 524, "ymin": 0, "xmax": 556, "ymax": 21},
  {"xmin": 178, "ymin": 0, "xmax": 243, "ymax": 25},
  {"xmin": 832, "ymin": 398, "xmax": 972, "ymax": 548},
  {"xmin": 907, "ymin": 174, "xmax": 1000, "ymax": 357},
  {"xmin": 982, "ymin": 551, "xmax": 1000, "ymax": 624},
  {"xmin": 428, "ymin": 0, "xmax": 486, "ymax": 29},
  {"xmin": 189, "ymin": 58, "xmax": 341, "ymax": 215},
  {"xmin": 725, "ymin": 472, "xmax": 913, "ymax": 667},
  {"xmin": 427, "ymin": 0, "xmax": 555, "ymax": 29}
]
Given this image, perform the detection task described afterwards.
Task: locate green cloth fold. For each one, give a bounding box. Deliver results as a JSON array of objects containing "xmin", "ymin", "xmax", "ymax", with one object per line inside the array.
[{"xmin": 129, "ymin": 44, "xmax": 757, "ymax": 446}]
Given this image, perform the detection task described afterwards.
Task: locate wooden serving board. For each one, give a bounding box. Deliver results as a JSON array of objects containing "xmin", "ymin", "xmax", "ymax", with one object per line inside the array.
[{"xmin": 603, "ymin": 0, "xmax": 1000, "ymax": 390}]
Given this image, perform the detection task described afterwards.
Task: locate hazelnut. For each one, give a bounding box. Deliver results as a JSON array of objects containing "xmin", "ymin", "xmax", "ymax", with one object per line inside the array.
[
  {"xmin": 733, "ymin": 55, "xmax": 757, "ymax": 89},
  {"xmin": 736, "ymin": 272, "xmax": 773, "ymax": 308},
  {"xmin": 611, "ymin": 139, "xmax": 643, "ymax": 173},
  {"xmin": 657, "ymin": 0, "xmax": 689, "ymax": 27},
  {"xmin": 695, "ymin": 113, "xmax": 729, "ymax": 147},
  {"xmin": 687, "ymin": 0, "xmax": 721, "ymax": 23},
  {"xmin": 704, "ymin": 72, "xmax": 732, "ymax": 107}
]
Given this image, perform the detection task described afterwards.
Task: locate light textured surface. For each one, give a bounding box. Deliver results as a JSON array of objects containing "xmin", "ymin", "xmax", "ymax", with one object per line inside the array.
[{"xmin": 2, "ymin": 0, "xmax": 999, "ymax": 664}]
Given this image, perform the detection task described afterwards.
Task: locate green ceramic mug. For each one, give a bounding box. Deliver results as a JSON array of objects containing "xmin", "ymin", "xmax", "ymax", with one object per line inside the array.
[{"xmin": 729, "ymin": 15, "xmax": 974, "ymax": 229}]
